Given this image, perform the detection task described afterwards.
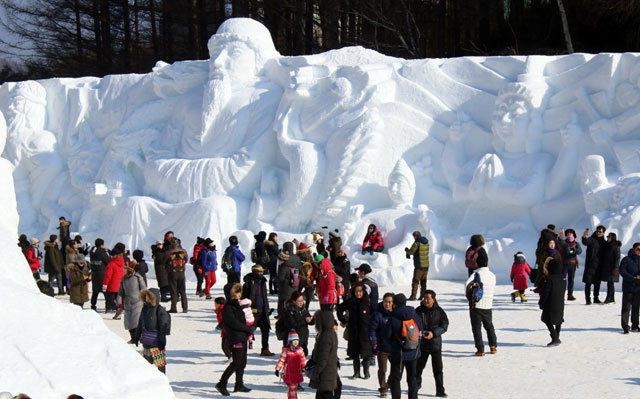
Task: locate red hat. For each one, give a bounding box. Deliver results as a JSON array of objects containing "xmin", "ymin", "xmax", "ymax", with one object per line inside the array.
[{"xmin": 297, "ymin": 242, "xmax": 309, "ymax": 250}]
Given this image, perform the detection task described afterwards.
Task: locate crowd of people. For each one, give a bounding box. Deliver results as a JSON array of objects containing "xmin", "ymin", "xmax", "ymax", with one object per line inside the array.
[{"xmin": 17, "ymin": 218, "xmax": 640, "ymax": 399}]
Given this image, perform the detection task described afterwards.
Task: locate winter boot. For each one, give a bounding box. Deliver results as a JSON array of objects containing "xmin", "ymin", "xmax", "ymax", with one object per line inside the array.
[
  {"xmin": 362, "ymin": 360, "xmax": 371, "ymax": 379},
  {"xmin": 510, "ymin": 291, "xmax": 517, "ymax": 302},
  {"xmin": 215, "ymin": 382, "xmax": 230, "ymax": 396},
  {"xmin": 349, "ymin": 358, "xmax": 362, "ymax": 379},
  {"xmin": 520, "ymin": 293, "xmax": 527, "ymax": 302},
  {"xmin": 234, "ymin": 371, "xmax": 251, "ymax": 393},
  {"xmin": 260, "ymin": 348, "xmax": 275, "ymax": 356}
]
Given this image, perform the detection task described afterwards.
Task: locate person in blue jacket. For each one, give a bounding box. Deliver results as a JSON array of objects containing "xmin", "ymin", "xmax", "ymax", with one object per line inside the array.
[{"xmin": 369, "ymin": 292, "xmax": 395, "ymax": 397}]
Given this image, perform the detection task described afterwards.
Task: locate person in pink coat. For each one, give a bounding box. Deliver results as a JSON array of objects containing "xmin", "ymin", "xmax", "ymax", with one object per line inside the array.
[
  {"xmin": 510, "ymin": 251, "xmax": 532, "ymax": 303},
  {"xmin": 275, "ymin": 331, "xmax": 307, "ymax": 399},
  {"xmin": 315, "ymin": 254, "xmax": 338, "ymax": 311},
  {"xmin": 103, "ymin": 243, "xmax": 126, "ymax": 313},
  {"xmin": 362, "ymin": 224, "xmax": 384, "ymax": 255}
]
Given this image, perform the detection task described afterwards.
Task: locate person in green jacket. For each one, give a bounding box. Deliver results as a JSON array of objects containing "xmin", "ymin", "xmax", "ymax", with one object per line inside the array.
[{"xmin": 405, "ymin": 231, "xmax": 430, "ymax": 301}]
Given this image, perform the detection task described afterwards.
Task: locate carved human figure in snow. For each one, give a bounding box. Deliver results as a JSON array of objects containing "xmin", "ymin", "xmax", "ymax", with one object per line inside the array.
[
  {"xmin": 347, "ymin": 159, "xmax": 427, "ymax": 281},
  {"xmin": 143, "ymin": 18, "xmax": 283, "ymax": 202},
  {"xmin": 3, "ymin": 81, "xmax": 66, "ymax": 230}
]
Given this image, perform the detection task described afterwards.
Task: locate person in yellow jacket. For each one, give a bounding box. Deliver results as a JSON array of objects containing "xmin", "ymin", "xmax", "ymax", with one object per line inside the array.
[{"xmin": 405, "ymin": 231, "xmax": 430, "ymax": 300}]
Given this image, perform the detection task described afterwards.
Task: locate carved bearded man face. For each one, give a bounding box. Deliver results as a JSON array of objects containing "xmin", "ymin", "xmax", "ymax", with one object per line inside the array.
[{"xmin": 201, "ymin": 18, "xmax": 279, "ymax": 146}]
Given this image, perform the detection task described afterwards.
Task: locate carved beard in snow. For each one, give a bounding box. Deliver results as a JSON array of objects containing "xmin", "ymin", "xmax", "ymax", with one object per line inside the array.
[{"xmin": 201, "ymin": 75, "xmax": 232, "ymax": 151}]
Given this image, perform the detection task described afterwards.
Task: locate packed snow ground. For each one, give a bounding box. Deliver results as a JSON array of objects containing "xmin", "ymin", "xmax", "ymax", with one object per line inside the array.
[{"xmin": 90, "ymin": 275, "xmax": 639, "ymax": 399}]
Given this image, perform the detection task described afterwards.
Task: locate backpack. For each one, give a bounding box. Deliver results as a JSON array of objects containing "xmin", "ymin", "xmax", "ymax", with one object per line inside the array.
[
  {"xmin": 465, "ymin": 247, "xmax": 479, "ymax": 270},
  {"xmin": 89, "ymin": 247, "xmax": 105, "ymax": 270},
  {"xmin": 221, "ymin": 248, "xmax": 231, "ymax": 273},
  {"xmin": 250, "ymin": 248, "xmax": 270, "ymax": 265},
  {"xmin": 466, "ymin": 272, "xmax": 484, "ymax": 306},
  {"xmin": 289, "ymin": 266, "xmax": 300, "ymax": 288},
  {"xmin": 169, "ymin": 251, "xmax": 187, "ymax": 272},
  {"xmin": 400, "ymin": 318, "xmax": 421, "ymax": 350},
  {"xmin": 201, "ymin": 249, "xmax": 217, "ymax": 272},
  {"xmin": 275, "ymin": 315, "xmax": 287, "ymax": 340}
]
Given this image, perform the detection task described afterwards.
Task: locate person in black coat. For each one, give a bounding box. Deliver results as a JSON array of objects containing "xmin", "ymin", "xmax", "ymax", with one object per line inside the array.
[
  {"xmin": 151, "ymin": 241, "xmax": 171, "ymax": 302},
  {"xmin": 581, "ymin": 226, "xmax": 607, "ymax": 304},
  {"xmin": 216, "ymin": 283, "xmax": 253, "ymax": 396},
  {"xmin": 539, "ymin": 259, "xmax": 566, "ymax": 346},
  {"xmin": 310, "ymin": 310, "xmax": 339, "ymax": 399},
  {"xmin": 369, "ymin": 293, "xmax": 394, "ymax": 397},
  {"xmin": 242, "ymin": 264, "xmax": 274, "ymax": 356},
  {"xmin": 132, "ymin": 249, "xmax": 149, "ymax": 286},
  {"xmin": 132, "ymin": 288, "xmax": 171, "ymax": 374},
  {"xmin": 281, "ymin": 291, "xmax": 314, "ymax": 355},
  {"xmin": 619, "ymin": 243, "xmax": 640, "ymax": 333},
  {"xmin": 278, "ymin": 241, "xmax": 303, "ymax": 316},
  {"xmin": 89, "ymin": 238, "xmax": 111, "ymax": 311},
  {"xmin": 337, "ymin": 282, "xmax": 373, "ymax": 379},
  {"xmin": 599, "ymin": 232, "xmax": 622, "ymax": 304},
  {"xmin": 333, "ymin": 249, "xmax": 351, "ymax": 300},
  {"xmin": 415, "ymin": 290, "xmax": 448, "ymax": 397},
  {"xmin": 388, "ymin": 293, "xmax": 424, "ymax": 399},
  {"xmin": 264, "ymin": 232, "xmax": 280, "ymax": 295}
]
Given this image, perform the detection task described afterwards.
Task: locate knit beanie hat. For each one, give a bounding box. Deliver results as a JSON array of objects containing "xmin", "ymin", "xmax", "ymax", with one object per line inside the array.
[
  {"xmin": 314, "ymin": 253, "xmax": 324, "ymax": 262},
  {"xmin": 287, "ymin": 330, "xmax": 299, "ymax": 343}
]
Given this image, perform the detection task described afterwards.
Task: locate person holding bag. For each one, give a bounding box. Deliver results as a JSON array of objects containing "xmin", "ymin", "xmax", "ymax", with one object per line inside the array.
[{"xmin": 132, "ymin": 288, "xmax": 171, "ymax": 374}]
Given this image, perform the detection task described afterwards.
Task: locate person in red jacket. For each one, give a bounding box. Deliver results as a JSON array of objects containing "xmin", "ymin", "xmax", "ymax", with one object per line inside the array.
[
  {"xmin": 190, "ymin": 236, "xmax": 207, "ymax": 297},
  {"xmin": 362, "ymin": 224, "xmax": 384, "ymax": 255},
  {"xmin": 316, "ymin": 255, "xmax": 338, "ymax": 311},
  {"xmin": 510, "ymin": 251, "xmax": 532, "ymax": 303},
  {"xmin": 275, "ymin": 331, "xmax": 307, "ymax": 399},
  {"xmin": 103, "ymin": 242, "xmax": 126, "ymax": 313},
  {"xmin": 24, "ymin": 237, "xmax": 41, "ymax": 280}
]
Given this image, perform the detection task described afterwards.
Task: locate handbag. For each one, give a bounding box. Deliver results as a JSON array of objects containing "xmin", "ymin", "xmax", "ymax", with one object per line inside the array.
[
  {"xmin": 140, "ymin": 329, "xmax": 159, "ymax": 346},
  {"xmin": 304, "ymin": 358, "xmax": 316, "ymax": 379}
]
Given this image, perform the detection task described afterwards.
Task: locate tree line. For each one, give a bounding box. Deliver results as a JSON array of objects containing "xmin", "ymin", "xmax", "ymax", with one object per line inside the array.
[{"xmin": 1, "ymin": 0, "xmax": 639, "ymax": 82}]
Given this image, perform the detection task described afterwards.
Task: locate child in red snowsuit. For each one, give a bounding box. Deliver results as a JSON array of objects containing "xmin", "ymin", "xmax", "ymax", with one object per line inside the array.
[
  {"xmin": 510, "ymin": 251, "xmax": 532, "ymax": 303},
  {"xmin": 276, "ymin": 331, "xmax": 307, "ymax": 399}
]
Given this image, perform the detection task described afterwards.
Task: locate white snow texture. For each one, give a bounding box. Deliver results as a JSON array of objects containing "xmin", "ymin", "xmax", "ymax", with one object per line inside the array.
[{"xmin": 1, "ymin": 17, "xmax": 640, "ymax": 397}]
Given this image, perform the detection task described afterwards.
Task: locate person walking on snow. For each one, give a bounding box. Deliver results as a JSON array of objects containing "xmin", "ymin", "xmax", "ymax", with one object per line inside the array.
[{"xmin": 275, "ymin": 331, "xmax": 307, "ymax": 399}]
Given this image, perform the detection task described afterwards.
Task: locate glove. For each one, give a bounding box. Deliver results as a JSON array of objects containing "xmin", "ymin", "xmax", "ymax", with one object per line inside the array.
[
  {"xmin": 102, "ymin": 285, "xmax": 107, "ymax": 292},
  {"xmin": 275, "ymin": 370, "xmax": 280, "ymax": 377},
  {"xmin": 371, "ymin": 340, "xmax": 379, "ymax": 356}
]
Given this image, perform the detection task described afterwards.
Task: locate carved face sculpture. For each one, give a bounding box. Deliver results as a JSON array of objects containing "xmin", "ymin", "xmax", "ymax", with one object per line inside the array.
[
  {"xmin": 207, "ymin": 18, "xmax": 278, "ymax": 85},
  {"xmin": 388, "ymin": 159, "xmax": 416, "ymax": 208},
  {"xmin": 210, "ymin": 40, "xmax": 257, "ymax": 85},
  {"xmin": 492, "ymin": 83, "xmax": 533, "ymax": 153},
  {"xmin": 579, "ymin": 155, "xmax": 607, "ymax": 193}
]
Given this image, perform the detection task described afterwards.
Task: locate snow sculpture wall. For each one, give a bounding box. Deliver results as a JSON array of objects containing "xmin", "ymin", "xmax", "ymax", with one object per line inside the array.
[{"xmin": 2, "ymin": 18, "xmax": 640, "ymax": 285}]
